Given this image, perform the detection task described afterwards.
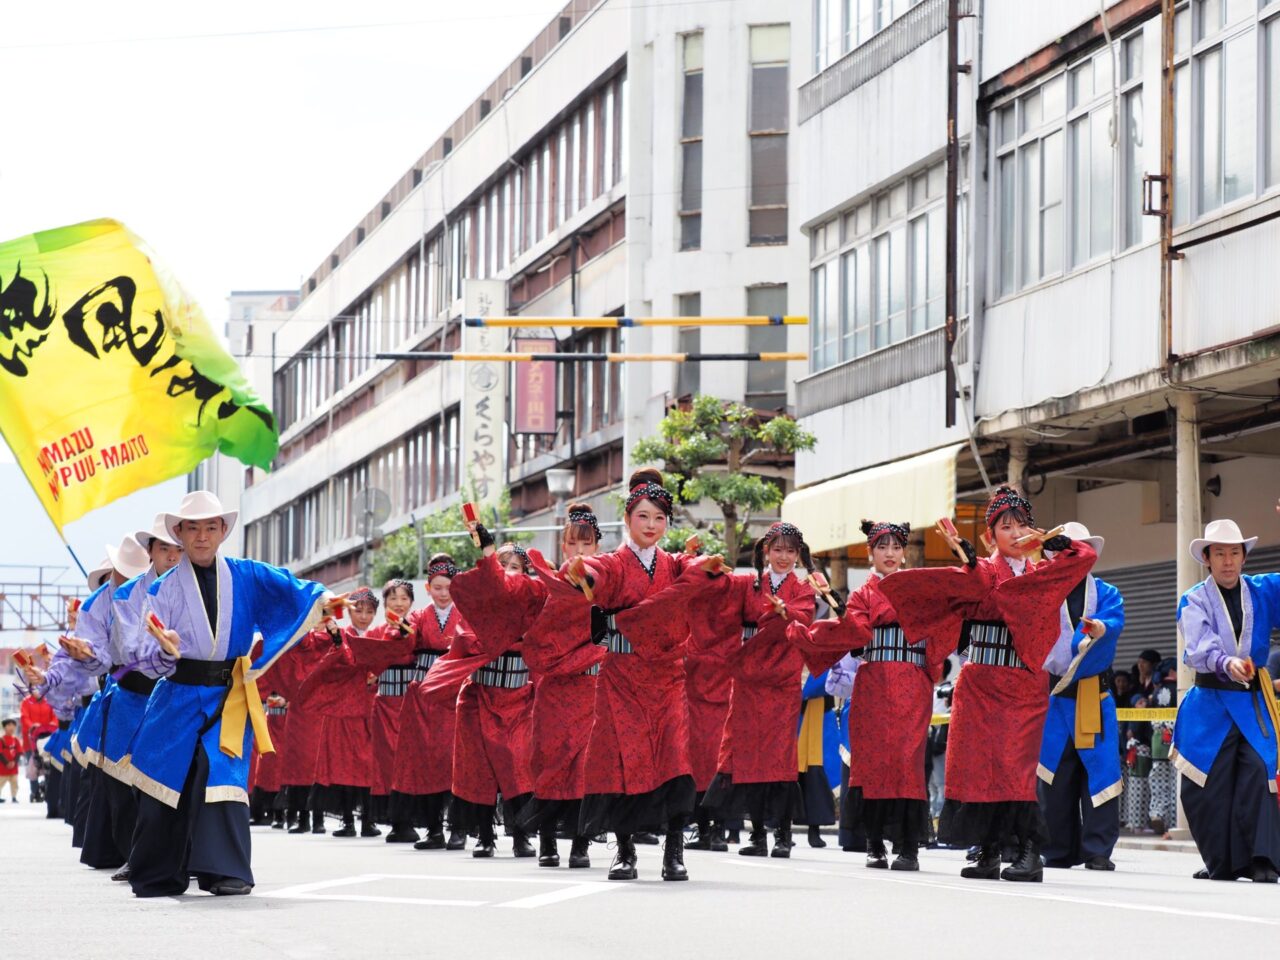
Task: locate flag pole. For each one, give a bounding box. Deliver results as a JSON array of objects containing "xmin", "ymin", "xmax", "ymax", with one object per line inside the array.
[{"xmin": 64, "ymin": 541, "xmax": 88, "ymax": 579}]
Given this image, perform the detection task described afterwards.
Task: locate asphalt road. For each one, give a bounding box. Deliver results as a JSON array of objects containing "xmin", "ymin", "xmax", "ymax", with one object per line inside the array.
[{"xmin": 4, "ymin": 801, "xmax": 1277, "ymax": 959}]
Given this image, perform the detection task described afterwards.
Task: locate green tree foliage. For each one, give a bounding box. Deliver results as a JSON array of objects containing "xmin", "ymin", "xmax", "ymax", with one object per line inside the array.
[
  {"xmin": 631, "ymin": 395, "xmax": 816, "ymax": 564},
  {"xmin": 371, "ymin": 492, "xmax": 526, "ymax": 585}
]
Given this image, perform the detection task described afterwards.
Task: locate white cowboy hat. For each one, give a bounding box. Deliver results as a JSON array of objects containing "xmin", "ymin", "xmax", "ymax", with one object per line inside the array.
[
  {"xmin": 1061, "ymin": 521, "xmax": 1105, "ymax": 558},
  {"xmin": 106, "ymin": 534, "xmax": 152, "ymax": 581},
  {"xmin": 134, "ymin": 513, "xmax": 181, "ymax": 551},
  {"xmin": 86, "ymin": 555, "xmax": 113, "ymax": 591},
  {"xmin": 163, "ymin": 490, "xmax": 237, "ymax": 545},
  {"xmin": 1189, "ymin": 518, "xmax": 1258, "ymax": 565}
]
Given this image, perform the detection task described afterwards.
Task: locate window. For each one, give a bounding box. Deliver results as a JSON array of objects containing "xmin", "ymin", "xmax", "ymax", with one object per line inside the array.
[
  {"xmin": 746, "ymin": 285, "xmax": 788, "ymax": 408},
  {"xmin": 681, "ymin": 33, "xmax": 704, "ymax": 251},
  {"xmin": 585, "ymin": 100, "xmax": 597, "ymax": 203},
  {"xmin": 750, "ymin": 25, "xmax": 790, "ymax": 245},
  {"xmin": 676, "ymin": 293, "xmax": 701, "ymax": 397},
  {"xmin": 809, "ymin": 156, "xmax": 966, "ymax": 373},
  {"xmin": 1067, "ymin": 55, "xmax": 1112, "ymax": 266},
  {"xmin": 1121, "ymin": 34, "xmax": 1148, "ymax": 248},
  {"xmin": 1270, "ymin": 17, "xmax": 1280, "ymax": 188},
  {"xmin": 814, "ymin": 0, "xmax": 926, "ymax": 71},
  {"xmin": 603, "ymin": 86, "xmax": 616, "ymax": 194},
  {"xmin": 1173, "ymin": 0, "xmax": 1277, "ymax": 223}
]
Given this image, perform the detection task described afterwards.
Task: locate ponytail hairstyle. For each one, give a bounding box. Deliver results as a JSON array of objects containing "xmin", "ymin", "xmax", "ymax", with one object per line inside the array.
[
  {"xmin": 624, "ymin": 467, "xmax": 674, "ymax": 517},
  {"xmin": 563, "ymin": 501, "xmax": 602, "ymax": 544},
  {"xmin": 752, "ymin": 521, "xmax": 812, "ymax": 592},
  {"xmin": 426, "ymin": 553, "xmax": 458, "ymax": 580},
  {"xmin": 496, "ymin": 541, "xmax": 532, "ymax": 574},
  {"xmin": 381, "ymin": 578, "xmax": 415, "ymax": 602}
]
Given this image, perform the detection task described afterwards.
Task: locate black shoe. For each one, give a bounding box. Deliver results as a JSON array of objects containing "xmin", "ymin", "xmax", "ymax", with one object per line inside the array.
[
  {"xmin": 739, "ymin": 830, "xmax": 769, "ymax": 857},
  {"xmin": 1084, "ymin": 855, "xmax": 1115, "ymax": 871},
  {"xmin": 686, "ymin": 825, "xmax": 711, "ymax": 851},
  {"xmin": 385, "ymin": 824, "xmax": 420, "ymax": 844},
  {"xmin": 414, "ymin": 831, "xmax": 446, "ymax": 850},
  {"xmin": 1249, "ymin": 860, "xmax": 1279, "ymax": 883},
  {"xmin": 287, "ymin": 822, "xmax": 309, "ymax": 835},
  {"xmin": 770, "ymin": 825, "xmax": 793, "ymax": 859},
  {"xmin": 965, "ymin": 844, "xmax": 983, "ymax": 862},
  {"xmin": 249, "ymin": 814, "xmax": 272, "ymax": 826},
  {"xmin": 271, "ymin": 817, "xmax": 285, "ymax": 830},
  {"xmin": 473, "ymin": 839, "xmax": 496, "ymax": 858},
  {"xmin": 311, "ymin": 812, "xmax": 326, "ymax": 835},
  {"xmin": 446, "ymin": 830, "xmax": 467, "ymax": 851},
  {"xmin": 569, "ymin": 836, "xmax": 591, "ymax": 869},
  {"xmin": 808, "ymin": 825, "xmax": 827, "ymax": 848},
  {"xmin": 512, "ymin": 832, "xmax": 536, "ymax": 858},
  {"xmin": 609, "ymin": 834, "xmax": 638, "ymax": 880},
  {"xmin": 891, "ymin": 853, "xmax": 920, "ymax": 871},
  {"xmin": 1193, "ymin": 867, "xmax": 1211, "ymax": 880},
  {"xmin": 538, "ymin": 829, "xmax": 560, "ymax": 867},
  {"xmin": 208, "ymin": 877, "xmax": 253, "ymax": 896},
  {"xmin": 1149, "ymin": 816, "xmax": 1166, "ymax": 835},
  {"xmin": 709, "ymin": 825, "xmax": 729, "ymax": 852},
  {"xmin": 661, "ymin": 828, "xmax": 688, "ymax": 881},
  {"xmin": 866, "ymin": 839, "xmax": 889, "ymax": 869},
  {"xmin": 332, "ymin": 821, "xmax": 357, "ymax": 838},
  {"xmin": 634, "ymin": 831, "xmax": 660, "ymax": 845},
  {"xmin": 111, "ymin": 865, "xmax": 132, "ymax": 882},
  {"xmin": 1000, "ymin": 839, "xmax": 1043, "ymax": 882},
  {"xmin": 960, "ymin": 845, "xmax": 1002, "ymax": 880},
  {"xmin": 361, "ymin": 821, "xmax": 382, "ymax": 838}
]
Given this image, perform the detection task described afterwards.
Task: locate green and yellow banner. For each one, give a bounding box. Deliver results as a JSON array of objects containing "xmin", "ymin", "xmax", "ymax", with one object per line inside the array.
[{"xmin": 0, "ymin": 219, "xmax": 277, "ymax": 533}]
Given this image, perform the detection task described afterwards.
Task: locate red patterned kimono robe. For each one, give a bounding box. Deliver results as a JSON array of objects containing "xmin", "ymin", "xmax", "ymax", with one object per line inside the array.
[
  {"xmin": 276, "ymin": 631, "xmax": 330, "ymax": 798},
  {"xmin": 575, "ymin": 544, "xmax": 703, "ymax": 834},
  {"xmin": 682, "ymin": 587, "xmax": 742, "ymax": 794},
  {"xmin": 388, "ymin": 606, "xmax": 465, "ymax": 817},
  {"xmin": 516, "ymin": 551, "xmax": 603, "ymax": 832},
  {"xmin": 435, "ymin": 555, "xmax": 538, "ymax": 825},
  {"xmin": 878, "ymin": 543, "xmax": 1096, "ymax": 840}
]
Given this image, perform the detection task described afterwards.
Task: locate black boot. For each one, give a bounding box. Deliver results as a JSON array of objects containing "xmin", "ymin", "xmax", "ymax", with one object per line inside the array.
[
  {"xmin": 661, "ymin": 828, "xmax": 689, "ymax": 881},
  {"xmin": 271, "ymin": 809, "xmax": 286, "ymax": 829},
  {"xmin": 961, "ymin": 843, "xmax": 1002, "ymax": 879},
  {"xmin": 311, "ymin": 809, "xmax": 326, "ymax": 835},
  {"xmin": 473, "ymin": 822, "xmax": 496, "ymax": 858},
  {"xmin": 386, "ymin": 821, "xmax": 420, "ymax": 843},
  {"xmin": 687, "ymin": 814, "xmax": 711, "ymax": 850},
  {"xmin": 446, "ymin": 828, "xmax": 467, "ymax": 851},
  {"xmin": 333, "ymin": 814, "xmax": 357, "ymax": 838},
  {"xmin": 709, "ymin": 823, "xmax": 729, "ymax": 852},
  {"xmin": 771, "ymin": 822, "xmax": 794, "ymax": 859},
  {"xmin": 634, "ymin": 830, "xmax": 660, "ymax": 845},
  {"xmin": 110, "ymin": 864, "xmax": 132, "ymax": 882},
  {"xmin": 608, "ymin": 833, "xmax": 638, "ymax": 880},
  {"xmin": 1001, "ymin": 838, "xmax": 1044, "ymax": 882},
  {"xmin": 569, "ymin": 835, "xmax": 591, "ymax": 869},
  {"xmin": 361, "ymin": 817, "xmax": 382, "ymax": 838},
  {"xmin": 891, "ymin": 842, "xmax": 920, "ymax": 871},
  {"xmin": 512, "ymin": 830, "xmax": 536, "ymax": 858},
  {"xmin": 414, "ymin": 830, "xmax": 446, "ymax": 850},
  {"xmin": 538, "ymin": 827, "xmax": 560, "ymax": 867},
  {"xmin": 739, "ymin": 826, "xmax": 769, "ymax": 857},
  {"xmin": 286, "ymin": 807, "xmax": 306, "ymax": 833},
  {"xmin": 866, "ymin": 838, "xmax": 888, "ymax": 869},
  {"xmin": 808, "ymin": 824, "xmax": 827, "ymax": 848}
]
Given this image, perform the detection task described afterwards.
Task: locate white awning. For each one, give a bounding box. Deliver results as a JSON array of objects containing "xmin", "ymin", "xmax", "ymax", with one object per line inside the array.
[{"xmin": 781, "ymin": 444, "xmax": 964, "ymax": 554}]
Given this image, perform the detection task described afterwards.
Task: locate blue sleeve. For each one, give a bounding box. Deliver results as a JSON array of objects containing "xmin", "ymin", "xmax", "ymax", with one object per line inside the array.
[
  {"xmin": 1247, "ymin": 573, "xmax": 1280, "ymax": 663},
  {"xmin": 245, "ymin": 560, "xmax": 326, "ymax": 675},
  {"xmin": 1075, "ymin": 578, "xmax": 1124, "ymax": 677},
  {"xmin": 803, "ymin": 669, "xmax": 829, "ymax": 701}
]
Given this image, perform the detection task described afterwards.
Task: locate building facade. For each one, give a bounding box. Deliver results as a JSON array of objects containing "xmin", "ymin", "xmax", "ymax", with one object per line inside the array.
[
  {"xmin": 788, "ymin": 0, "xmax": 1280, "ymax": 666},
  {"xmin": 239, "ymin": 0, "xmax": 808, "ymax": 586}
]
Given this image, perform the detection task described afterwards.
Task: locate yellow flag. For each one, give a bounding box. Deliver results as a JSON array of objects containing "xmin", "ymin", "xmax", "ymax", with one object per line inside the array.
[{"xmin": 0, "ymin": 219, "xmax": 278, "ymax": 533}]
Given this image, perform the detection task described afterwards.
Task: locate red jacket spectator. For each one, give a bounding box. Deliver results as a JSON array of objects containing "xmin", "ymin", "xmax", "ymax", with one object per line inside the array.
[
  {"xmin": 0, "ymin": 728, "xmax": 21, "ymax": 776},
  {"xmin": 20, "ymin": 696, "xmax": 57, "ymax": 753}
]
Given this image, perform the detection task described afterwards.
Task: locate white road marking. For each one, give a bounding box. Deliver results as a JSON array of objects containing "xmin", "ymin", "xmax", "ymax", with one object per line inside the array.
[
  {"xmin": 722, "ymin": 858, "xmax": 1280, "ymax": 927},
  {"xmin": 261, "ymin": 872, "xmax": 619, "ymax": 909}
]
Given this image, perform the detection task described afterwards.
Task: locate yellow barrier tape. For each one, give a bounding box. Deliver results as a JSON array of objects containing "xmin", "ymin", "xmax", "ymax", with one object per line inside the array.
[{"xmin": 928, "ymin": 707, "xmax": 1178, "ymax": 726}]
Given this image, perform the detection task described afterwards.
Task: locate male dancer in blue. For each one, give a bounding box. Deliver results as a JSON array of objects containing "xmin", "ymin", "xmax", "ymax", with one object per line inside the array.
[
  {"xmin": 1037, "ymin": 522, "xmax": 1126, "ymax": 871},
  {"xmin": 1173, "ymin": 518, "xmax": 1280, "ymax": 882},
  {"xmin": 124, "ymin": 491, "xmax": 338, "ymax": 897}
]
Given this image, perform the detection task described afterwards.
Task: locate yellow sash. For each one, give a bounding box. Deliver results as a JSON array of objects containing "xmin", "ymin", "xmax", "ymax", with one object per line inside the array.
[
  {"xmin": 1258, "ymin": 668, "xmax": 1280, "ymax": 745},
  {"xmin": 1073, "ymin": 675, "xmax": 1104, "ymax": 751},
  {"xmin": 797, "ymin": 697, "xmax": 826, "ymax": 772},
  {"xmin": 218, "ymin": 656, "xmax": 274, "ymax": 759}
]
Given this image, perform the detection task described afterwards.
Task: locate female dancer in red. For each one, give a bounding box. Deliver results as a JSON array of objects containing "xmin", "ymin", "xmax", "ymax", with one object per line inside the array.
[
  {"xmin": 387, "ymin": 563, "xmax": 468, "ymax": 850},
  {"xmin": 790, "ymin": 520, "xmax": 939, "ymax": 870},
  {"xmin": 276, "ymin": 628, "xmax": 331, "ymax": 835},
  {"xmin": 516, "ymin": 505, "xmax": 606, "ymax": 869},
  {"xmin": 563, "ymin": 468, "xmax": 721, "ymax": 882},
  {"xmin": 681, "ymin": 523, "xmax": 817, "ymax": 859},
  {"xmin": 302, "ymin": 587, "xmax": 411, "ymax": 838},
  {"xmin": 423, "ymin": 542, "xmax": 537, "ymax": 858},
  {"xmin": 371, "ymin": 579, "xmax": 420, "ymax": 842},
  {"xmin": 877, "ymin": 487, "xmax": 1097, "ymax": 882}
]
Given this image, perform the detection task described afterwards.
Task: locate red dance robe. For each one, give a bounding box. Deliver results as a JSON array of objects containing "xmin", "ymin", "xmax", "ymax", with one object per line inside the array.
[
  {"xmin": 577, "ymin": 545, "xmax": 701, "ymax": 797},
  {"xmin": 681, "ymin": 585, "xmax": 742, "ymax": 792},
  {"xmin": 877, "ymin": 543, "xmax": 1097, "ymax": 803},
  {"xmin": 364, "ymin": 620, "xmax": 420, "ymax": 797},
  {"xmin": 797, "ymin": 573, "xmax": 937, "ymax": 801},
  {"xmin": 440, "ymin": 555, "xmax": 539, "ymax": 806},
  {"xmin": 709, "ymin": 571, "xmax": 815, "ymax": 785},
  {"xmin": 387, "ymin": 608, "xmax": 463, "ymax": 797},
  {"xmin": 274, "ymin": 630, "xmax": 331, "ymax": 788},
  {"xmin": 520, "ymin": 550, "xmax": 603, "ymax": 801}
]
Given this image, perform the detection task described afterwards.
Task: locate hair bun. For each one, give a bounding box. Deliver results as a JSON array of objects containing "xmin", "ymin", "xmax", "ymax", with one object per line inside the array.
[
  {"xmin": 428, "ymin": 552, "xmax": 454, "ymax": 566},
  {"xmin": 900, "ymin": 522, "xmax": 911, "ymax": 534},
  {"xmin": 629, "ymin": 467, "xmax": 664, "ymax": 490},
  {"xmin": 859, "ymin": 519, "xmax": 875, "ymax": 536},
  {"xmin": 566, "ymin": 501, "xmax": 594, "ymax": 515}
]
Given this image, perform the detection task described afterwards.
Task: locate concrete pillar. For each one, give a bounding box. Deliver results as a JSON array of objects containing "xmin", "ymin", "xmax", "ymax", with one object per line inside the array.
[
  {"xmin": 1171, "ymin": 390, "xmax": 1202, "ymax": 841},
  {"xmin": 1007, "ymin": 439, "xmax": 1029, "ymax": 490}
]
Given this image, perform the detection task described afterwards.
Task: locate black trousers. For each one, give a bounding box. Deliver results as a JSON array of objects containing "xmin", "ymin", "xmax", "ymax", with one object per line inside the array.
[
  {"xmin": 1038, "ymin": 739, "xmax": 1120, "ymax": 866},
  {"xmin": 129, "ymin": 745, "xmax": 254, "ymax": 897},
  {"xmin": 44, "ymin": 766, "xmax": 62, "ymax": 819},
  {"xmin": 61, "ymin": 759, "xmax": 80, "ymax": 828},
  {"xmin": 1182, "ymin": 724, "xmax": 1280, "ymax": 880},
  {"xmin": 71, "ymin": 761, "xmax": 93, "ymax": 848},
  {"xmin": 79, "ymin": 765, "xmax": 127, "ymax": 869}
]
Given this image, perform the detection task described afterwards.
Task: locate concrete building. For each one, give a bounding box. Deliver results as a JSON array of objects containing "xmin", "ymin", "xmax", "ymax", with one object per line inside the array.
[
  {"xmin": 239, "ymin": 0, "xmax": 808, "ymax": 586},
  {"xmin": 786, "ymin": 0, "xmax": 1280, "ymax": 666}
]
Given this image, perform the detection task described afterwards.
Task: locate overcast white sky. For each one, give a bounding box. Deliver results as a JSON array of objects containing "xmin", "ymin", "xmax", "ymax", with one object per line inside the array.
[{"xmin": 0, "ymin": 0, "xmax": 567, "ymax": 572}]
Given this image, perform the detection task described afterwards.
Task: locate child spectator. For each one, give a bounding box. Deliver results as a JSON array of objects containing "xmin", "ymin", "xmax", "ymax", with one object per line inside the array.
[{"xmin": 0, "ymin": 718, "xmax": 21, "ymax": 803}]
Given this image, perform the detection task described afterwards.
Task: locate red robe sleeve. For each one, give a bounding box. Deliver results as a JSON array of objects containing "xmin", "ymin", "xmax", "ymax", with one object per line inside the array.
[
  {"xmin": 996, "ymin": 541, "xmax": 1097, "ymax": 669},
  {"xmin": 523, "ymin": 549, "xmax": 603, "ymax": 676},
  {"xmin": 419, "ymin": 618, "xmax": 489, "ymax": 700},
  {"xmin": 345, "ymin": 622, "xmax": 416, "ymax": 673},
  {"xmin": 876, "ymin": 562, "xmax": 993, "ymax": 661},
  {"xmin": 450, "ymin": 554, "xmax": 545, "ymax": 658}
]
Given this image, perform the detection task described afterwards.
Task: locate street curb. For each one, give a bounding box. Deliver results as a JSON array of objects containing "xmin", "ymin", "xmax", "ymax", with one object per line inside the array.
[{"xmin": 1114, "ymin": 837, "xmax": 1198, "ymax": 853}]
